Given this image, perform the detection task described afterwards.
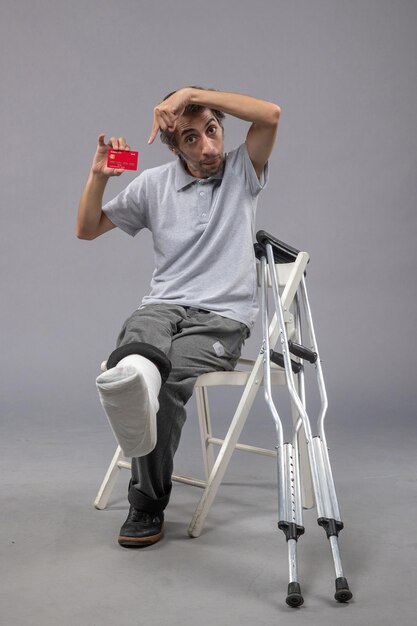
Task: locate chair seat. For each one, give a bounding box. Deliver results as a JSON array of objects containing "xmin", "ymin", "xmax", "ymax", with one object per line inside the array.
[{"xmin": 195, "ymin": 361, "xmax": 286, "ymax": 388}]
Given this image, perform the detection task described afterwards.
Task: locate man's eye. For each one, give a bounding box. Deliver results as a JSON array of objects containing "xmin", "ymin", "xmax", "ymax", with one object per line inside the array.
[
  {"xmin": 208, "ymin": 126, "xmax": 217, "ymax": 134},
  {"xmin": 186, "ymin": 136, "xmax": 196, "ymax": 144}
]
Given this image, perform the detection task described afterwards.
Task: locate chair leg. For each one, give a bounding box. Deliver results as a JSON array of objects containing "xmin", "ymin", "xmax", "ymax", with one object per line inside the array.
[
  {"xmin": 188, "ymin": 363, "xmax": 262, "ymax": 538},
  {"xmin": 94, "ymin": 446, "xmax": 129, "ymax": 510},
  {"xmin": 195, "ymin": 386, "xmax": 215, "ymax": 480}
]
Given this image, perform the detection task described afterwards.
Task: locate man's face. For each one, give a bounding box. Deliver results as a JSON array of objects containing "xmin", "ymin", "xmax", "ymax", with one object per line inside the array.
[{"xmin": 172, "ymin": 109, "xmax": 225, "ymax": 178}]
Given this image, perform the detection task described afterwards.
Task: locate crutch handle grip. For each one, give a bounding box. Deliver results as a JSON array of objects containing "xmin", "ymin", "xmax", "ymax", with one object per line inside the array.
[
  {"xmin": 270, "ymin": 350, "xmax": 302, "ymax": 374},
  {"xmin": 288, "ymin": 340, "xmax": 318, "ymax": 364}
]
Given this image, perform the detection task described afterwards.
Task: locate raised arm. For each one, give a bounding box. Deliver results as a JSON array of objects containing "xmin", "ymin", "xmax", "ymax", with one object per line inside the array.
[
  {"xmin": 76, "ymin": 134, "xmax": 129, "ymax": 240},
  {"xmin": 148, "ymin": 87, "xmax": 281, "ymax": 177}
]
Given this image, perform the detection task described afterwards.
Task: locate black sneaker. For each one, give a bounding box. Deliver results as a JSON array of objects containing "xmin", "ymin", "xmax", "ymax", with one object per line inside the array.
[{"xmin": 118, "ymin": 505, "xmax": 164, "ymax": 548}]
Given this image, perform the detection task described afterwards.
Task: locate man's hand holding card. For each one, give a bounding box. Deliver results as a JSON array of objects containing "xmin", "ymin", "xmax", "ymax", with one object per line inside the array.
[{"xmin": 91, "ymin": 134, "xmax": 138, "ymax": 178}]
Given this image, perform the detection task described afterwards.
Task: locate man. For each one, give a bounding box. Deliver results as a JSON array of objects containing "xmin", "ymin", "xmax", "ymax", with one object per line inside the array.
[{"xmin": 76, "ymin": 86, "xmax": 280, "ymax": 548}]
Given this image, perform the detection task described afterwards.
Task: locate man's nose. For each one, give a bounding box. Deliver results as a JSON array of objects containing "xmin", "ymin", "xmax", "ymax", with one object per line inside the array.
[{"xmin": 201, "ymin": 135, "xmax": 217, "ymax": 155}]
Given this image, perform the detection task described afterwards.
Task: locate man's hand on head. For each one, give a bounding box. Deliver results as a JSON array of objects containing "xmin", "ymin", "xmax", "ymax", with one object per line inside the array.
[{"xmin": 148, "ymin": 88, "xmax": 193, "ymax": 145}]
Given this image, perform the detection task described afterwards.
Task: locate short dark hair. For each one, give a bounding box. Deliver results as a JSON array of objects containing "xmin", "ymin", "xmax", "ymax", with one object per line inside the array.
[{"xmin": 159, "ymin": 86, "xmax": 225, "ymax": 148}]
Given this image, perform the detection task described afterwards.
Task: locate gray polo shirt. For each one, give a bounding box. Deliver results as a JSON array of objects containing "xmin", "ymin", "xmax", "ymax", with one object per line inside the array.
[{"xmin": 103, "ymin": 142, "xmax": 268, "ymax": 329}]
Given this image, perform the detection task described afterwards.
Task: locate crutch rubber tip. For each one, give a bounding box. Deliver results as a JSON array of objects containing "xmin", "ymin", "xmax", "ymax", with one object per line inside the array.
[
  {"xmin": 334, "ymin": 577, "xmax": 353, "ymax": 602},
  {"xmin": 286, "ymin": 582, "xmax": 304, "ymax": 608}
]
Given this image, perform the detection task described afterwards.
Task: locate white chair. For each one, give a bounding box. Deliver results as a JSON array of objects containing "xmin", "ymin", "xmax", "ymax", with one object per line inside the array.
[{"xmin": 94, "ymin": 250, "xmax": 314, "ymax": 537}]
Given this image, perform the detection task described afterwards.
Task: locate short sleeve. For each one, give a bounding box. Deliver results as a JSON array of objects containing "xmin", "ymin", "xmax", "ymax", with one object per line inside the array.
[
  {"xmin": 228, "ymin": 143, "xmax": 269, "ymax": 197},
  {"xmin": 102, "ymin": 171, "xmax": 149, "ymax": 237}
]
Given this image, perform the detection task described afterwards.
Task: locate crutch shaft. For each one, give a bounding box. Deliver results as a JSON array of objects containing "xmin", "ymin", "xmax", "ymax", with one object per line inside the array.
[
  {"xmin": 285, "ymin": 540, "xmax": 304, "ymax": 607},
  {"xmin": 329, "ymin": 536, "xmax": 344, "ymax": 579},
  {"xmin": 288, "ymin": 538, "xmax": 298, "ymax": 582}
]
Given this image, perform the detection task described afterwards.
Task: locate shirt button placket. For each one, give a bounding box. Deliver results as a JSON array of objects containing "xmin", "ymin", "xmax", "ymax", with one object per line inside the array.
[{"xmin": 198, "ymin": 183, "xmax": 209, "ymax": 223}]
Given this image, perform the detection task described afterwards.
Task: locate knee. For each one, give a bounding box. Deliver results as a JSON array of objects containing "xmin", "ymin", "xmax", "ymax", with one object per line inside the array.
[{"xmin": 107, "ymin": 342, "xmax": 172, "ymax": 383}]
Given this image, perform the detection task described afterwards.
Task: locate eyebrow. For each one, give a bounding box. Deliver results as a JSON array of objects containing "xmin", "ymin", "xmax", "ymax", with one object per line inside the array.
[{"xmin": 180, "ymin": 117, "xmax": 217, "ymax": 137}]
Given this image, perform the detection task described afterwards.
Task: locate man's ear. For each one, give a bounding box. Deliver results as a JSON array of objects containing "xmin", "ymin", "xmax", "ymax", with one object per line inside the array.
[{"xmin": 169, "ymin": 146, "xmax": 178, "ymax": 155}]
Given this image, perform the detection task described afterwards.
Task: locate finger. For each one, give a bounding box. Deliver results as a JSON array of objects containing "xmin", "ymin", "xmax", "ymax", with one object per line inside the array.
[
  {"xmin": 125, "ymin": 144, "xmax": 131, "ymax": 151},
  {"xmin": 148, "ymin": 119, "xmax": 159, "ymax": 145},
  {"xmin": 160, "ymin": 110, "xmax": 175, "ymax": 127},
  {"xmin": 118, "ymin": 136, "xmax": 127, "ymax": 150},
  {"xmin": 109, "ymin": 136, "xmax": 119, "ymax": 150},
  {"xmin": 98, "ymin": 133, "xmax": 106, "ymax": 146},
  {"xmin": 160, "ymin": 110, "xmax": 178, "ymax": 134},
  {"xmin": 113, "ymin": 168, "xmax": 125, "ymax": 176},
  {"xmin": 148, "ymin": 108, "xmax": 176, "ymax": 143}
]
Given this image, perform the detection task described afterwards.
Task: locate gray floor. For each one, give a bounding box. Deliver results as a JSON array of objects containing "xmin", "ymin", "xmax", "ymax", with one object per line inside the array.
[{"xmin": 1, "ymin": 392, "xmax": 417, "ymax": 626}]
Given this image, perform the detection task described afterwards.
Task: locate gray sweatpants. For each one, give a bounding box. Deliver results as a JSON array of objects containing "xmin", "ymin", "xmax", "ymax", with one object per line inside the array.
[{"xmin": 112, "ymin": 303, "xmax": 250, "ymax": 514}]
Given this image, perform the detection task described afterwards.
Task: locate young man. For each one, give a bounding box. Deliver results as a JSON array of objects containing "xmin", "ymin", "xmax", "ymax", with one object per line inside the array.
[{"xmin": 76, "ymin": 87, "xmax": 280, "ymax": 548}]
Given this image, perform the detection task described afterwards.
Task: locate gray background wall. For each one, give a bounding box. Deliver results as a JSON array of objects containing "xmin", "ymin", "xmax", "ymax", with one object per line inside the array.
[
  {"xmin": 1, "ymin": 1, "xmax": 416, "ymax": 624},
  {"xmin": 1, "ymin": 0, "xmax": 416, "ymax": 432}
]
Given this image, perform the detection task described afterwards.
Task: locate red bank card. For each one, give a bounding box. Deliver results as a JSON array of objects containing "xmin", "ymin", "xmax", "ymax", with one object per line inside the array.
[{"xmin": 107, "ymin": 149, "xmax": 138, "ymax": 170}]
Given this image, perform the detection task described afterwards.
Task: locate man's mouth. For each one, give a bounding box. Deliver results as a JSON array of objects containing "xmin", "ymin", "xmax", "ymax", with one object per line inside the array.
[{"xmin": 202, "ymin": 157, "xmax": 219, "ymax": 166}]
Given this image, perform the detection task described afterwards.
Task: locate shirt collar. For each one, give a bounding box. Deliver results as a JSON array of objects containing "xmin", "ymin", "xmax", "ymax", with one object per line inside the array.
[{"xmin": 174, "ymin": 156, "xmax": 225, "ymax": 191}]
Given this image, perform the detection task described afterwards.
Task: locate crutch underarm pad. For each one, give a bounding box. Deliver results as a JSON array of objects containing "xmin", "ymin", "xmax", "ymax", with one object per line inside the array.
[
  {"xmin": 107, "ymin": 342, "xmax": 172, "ymax": 383},
  {"xmin": 255, "ymin": 230, "xmax": 302, "ymax": 264}
]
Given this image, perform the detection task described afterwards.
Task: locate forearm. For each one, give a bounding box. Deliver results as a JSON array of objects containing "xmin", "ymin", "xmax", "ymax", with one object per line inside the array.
[
  {"xmin": 188, "ymin": 88, "xmax": 280, "ymax": 126},
  {"xmin": 76, "ymin": 171, "xmax": 108, "ymax": 239}
]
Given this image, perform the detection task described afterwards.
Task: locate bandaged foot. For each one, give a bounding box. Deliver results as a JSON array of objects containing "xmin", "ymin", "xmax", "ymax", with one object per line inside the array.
[{"xmin": 96, "ymin": 354, "xmax": 161, "ymax": 457}]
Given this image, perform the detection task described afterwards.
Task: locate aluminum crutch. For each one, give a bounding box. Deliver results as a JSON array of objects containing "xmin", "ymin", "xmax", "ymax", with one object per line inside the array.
[
  {"xmin": 257, "ymin": 231, "xmax": 352, "ymax": 606},
  {"xmin": 259, "ymin": 247, "xmax": 305, "ymax": 607},
  {"xmin": 297, "ymin": 272, "xmax": 353, "ymax": 603}
]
